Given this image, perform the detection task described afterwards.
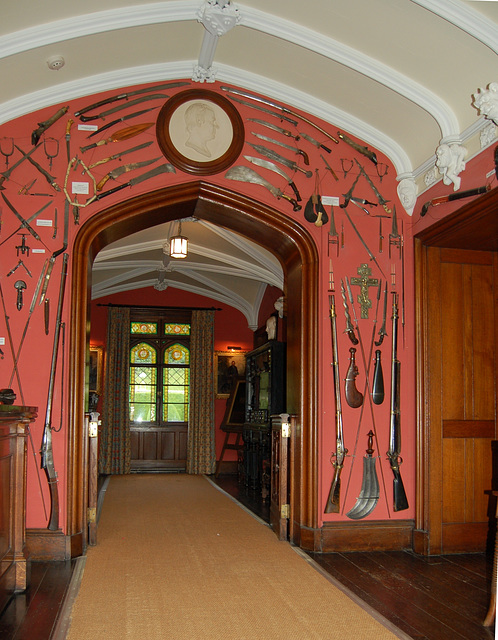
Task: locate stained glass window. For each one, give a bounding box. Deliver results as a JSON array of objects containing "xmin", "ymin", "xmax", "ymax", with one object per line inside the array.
[
  {"xmin": 164, "ymin": 323, "xmax": 190, "ymax": 336},
  {"xmin": 131, "ymin": 322, "xmax": 158, "ymax": 335},
  {"xmin": 129, "ymin": 343, "xmax": 157, "ymax": 422}
]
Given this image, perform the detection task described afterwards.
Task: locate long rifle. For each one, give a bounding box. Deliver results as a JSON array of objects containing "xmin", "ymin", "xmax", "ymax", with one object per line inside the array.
[
  {"xmin": 324, "ymin": 294, "xmax": 347, "ymax": 513},
  {"xmin": 387, "ymin": 292, "xmax": 409, "ymax": 511},
  {"xmin": 40, "ymin": 253, "xmax": 68, "ymax": 531}
]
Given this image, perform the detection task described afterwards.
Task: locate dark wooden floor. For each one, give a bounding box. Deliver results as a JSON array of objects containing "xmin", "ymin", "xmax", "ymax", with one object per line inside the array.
[{"xmin": 0, "ymin": 474, "xmax": 495, "ymax": 640}]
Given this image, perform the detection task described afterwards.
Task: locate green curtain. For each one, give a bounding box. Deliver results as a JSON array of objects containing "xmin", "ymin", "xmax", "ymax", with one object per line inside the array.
[
  {"xmin": 187, "ymin": 309, "xmax": 215, "ymax": 474},
  {"xmin": 99, "ymin": 307, "xmax": 131, "ymax": 474}
]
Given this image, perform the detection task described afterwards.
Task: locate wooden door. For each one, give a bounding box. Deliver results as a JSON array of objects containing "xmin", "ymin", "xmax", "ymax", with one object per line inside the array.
[
  {"xmin": 415, "ymin": 246, "xmax": 497, "ymax": 554},
  {"xmin": 130, "ymin": 424, "xmax": 187, "ymax": 471},
  {"xmin": 270, "ymin": 413, "xmax": 291, "ymax": 540}
]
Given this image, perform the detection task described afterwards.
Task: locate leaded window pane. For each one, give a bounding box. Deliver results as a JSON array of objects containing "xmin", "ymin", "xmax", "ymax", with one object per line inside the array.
[
  {"xmin": 131, "ymin": 343, "xmax": 156, "ymax": 364},
  {"xmin": 164, "ymin": 343, "xmax": 189, "ymax": 365},
  {"xmin": 131, "ymin": 322, "xmax": 158, "ymax": 335},
  {"xmin": 164, "ymin": 323, "xmax": 190, "ymax": 336}
]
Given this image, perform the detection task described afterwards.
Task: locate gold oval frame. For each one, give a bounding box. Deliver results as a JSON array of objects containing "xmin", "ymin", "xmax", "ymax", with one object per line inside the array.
[{"xmin": 156, "ymin": 89, "xmax": 244, "ymax": 176}]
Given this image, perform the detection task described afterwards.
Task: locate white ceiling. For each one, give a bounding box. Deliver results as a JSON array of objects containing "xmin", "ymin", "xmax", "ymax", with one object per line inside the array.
[{"xmin": 2, "ymin": 0, "xmax": 496, "ymax": 326}]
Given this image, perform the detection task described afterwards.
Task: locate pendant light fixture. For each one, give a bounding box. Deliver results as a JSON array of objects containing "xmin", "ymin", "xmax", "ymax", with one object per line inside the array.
[{"xmin": 169, "ymin": 220, "xmax": 188, "ymax": 259}]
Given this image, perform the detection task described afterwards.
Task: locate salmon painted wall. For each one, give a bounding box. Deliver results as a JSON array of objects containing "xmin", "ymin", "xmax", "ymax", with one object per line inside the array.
[{"xmin": 0, "ymin": 78, "xmax": 494, "ymax": 531}]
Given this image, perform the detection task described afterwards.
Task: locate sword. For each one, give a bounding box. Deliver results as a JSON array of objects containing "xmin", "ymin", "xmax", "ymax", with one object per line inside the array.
[
  {"xmin": 346, "ymin": 431, "xmax": 380, "ymax": 519},
  {"xmin": 299, "ymin": 131, "xmax": 332, "ymax": 154},
  {"xmin": 228, "ymin": 95, "xmax": 298, "ymax": 126},
  {"xmin": 96, "ymin": 157, "xmax": 162, "ymax": 191},
  {"xmin": 244, "ymin": 155, "xmax": 302, "ymax": 202},
  {"xmin": 87, "ymin": 107, "xmax": 160, "ymax": 138},
  {"xmin": 80, "ymin": 94, "xmax": 167, "ymax": 123},
  {"xmin": 225, "ymin": 165, "xmax": 301, "ymax": 212},
  {"xmin": 247, "ymin": 118, "xmax": 300, "ymax": 141},
  {"xmin": 251, "ymin": 132, "xmax": 310, "ymax": 165},
  {"xmin": 221, "ymin": 86, "xmax": 339, "ymax": 144},
  {"xmin": 247, "ymin": 143, "xmax": 312, "ymax": 178},
  {"xmin": 354, "ymin": 159, "xmax": 391, "ymax": 212},
  {"xmin": 14, "ymin": 145, "xmax": 61, "ymax": 192},
  {"xmin": 95, "ymin": 163, "xmax": 176, "ymax": 200},
  {"xmin": 87, "ymin": 141, "xmax": 154, "ymax": 169},
  {"xmin": 320, "ymin": 154, "xmax": 339, "ymax": 182},
  {"xmin": 0, "ymin": 199, "xmax": 51, "ymax": 248},
  {"xmin": 343, "ymin": 208, "xmax": 386, "ymax": 278},
  {"xmin": 74, "ymin": 81, "xmax": 190, "ymax": 118},
  {"xmin": 375, "ymin": 283, "xmax": 388, "ymax": 346},
  {"xmin": 0, "ymin": 143, "xmax": 42, "ymax": 190},
  {"xmin": 65, "ymin": 119, "xmax": 73, "ymax": 162}
]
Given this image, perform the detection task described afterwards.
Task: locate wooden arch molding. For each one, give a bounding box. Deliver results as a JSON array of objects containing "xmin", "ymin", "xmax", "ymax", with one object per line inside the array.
[{"xmin": 66, "ymin": 181, "xmax": 319, "ymax": 555}]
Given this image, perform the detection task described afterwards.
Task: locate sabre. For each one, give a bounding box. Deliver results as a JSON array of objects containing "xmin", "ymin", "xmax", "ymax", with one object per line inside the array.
[
  {"xmin": 225, "ymin": 165, "xmax": 301, "ymax": 212},
  {"xmin": 247, "ymin": 118, "xmax": 300, "ymax": 141},
  {"xmin": 244, "ymin": 155, "xmax": 302, "ymax": 202},
  {"xmin": 343, "ymin": 208, "xmax": 386, "ymax": 279},
  {"xmin": 221, "ymin": 85, "xmax": 339, "ymax": 144},
  {"xmin": 251, "ymin": 132, "xmax": 310, "ymax": 165}
]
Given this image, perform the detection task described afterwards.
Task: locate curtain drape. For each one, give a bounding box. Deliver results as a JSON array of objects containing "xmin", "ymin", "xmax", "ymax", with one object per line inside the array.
[
  {"xmin": 99, "ymin": 306, "xmax": 131, "ymax": 474},
  {"xmin": 187, "ymin": 309, "xmax": 215, "ymax": 474}
]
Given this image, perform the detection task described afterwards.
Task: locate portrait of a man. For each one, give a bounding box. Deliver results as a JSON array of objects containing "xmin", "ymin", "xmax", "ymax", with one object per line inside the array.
[{"xmin": 184, "ymin": 102, "xmax": 219, "ymax": 158}]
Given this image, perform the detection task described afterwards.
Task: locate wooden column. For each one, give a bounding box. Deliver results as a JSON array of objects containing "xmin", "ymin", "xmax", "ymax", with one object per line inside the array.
[{"xmin": 0, "ymin": 405, "xmax": 37, "ymax": 612}]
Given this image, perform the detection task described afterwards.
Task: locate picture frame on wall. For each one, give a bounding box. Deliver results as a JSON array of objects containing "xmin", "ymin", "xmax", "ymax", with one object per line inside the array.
[
  {"xmin": 214, "ymin": 351, "xmax": 247, "ymax": 399},
  {"xmin": 89, "ymin": 346, "xmax": 104, "ymax": 395},
  {"xmin": 156, "ymin": 89, "xmax": 245, "ymax": 176}
]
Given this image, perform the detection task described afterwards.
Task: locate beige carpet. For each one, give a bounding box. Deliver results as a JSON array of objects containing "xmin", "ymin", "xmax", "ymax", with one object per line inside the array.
[{"xmin": 66, "ymin": 474, "xmax": 405, "ymax": 639}]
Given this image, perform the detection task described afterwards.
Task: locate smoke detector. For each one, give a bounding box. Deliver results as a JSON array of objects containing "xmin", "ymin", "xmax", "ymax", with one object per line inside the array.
[{"xmin": 47, "ymin": 55, "xmax": 65, "ymax": 71}]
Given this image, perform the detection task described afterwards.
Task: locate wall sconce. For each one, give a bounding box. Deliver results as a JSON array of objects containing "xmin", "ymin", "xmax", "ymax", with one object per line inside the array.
[{"xmin": 169, "ymin": 220, "xmax": 188, "ymax": 259}]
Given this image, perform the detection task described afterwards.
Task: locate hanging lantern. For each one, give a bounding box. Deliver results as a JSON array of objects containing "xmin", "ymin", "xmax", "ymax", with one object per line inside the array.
[{"xmin": 169, "ymin": 221, "xmax": 188, "ymax": 259}]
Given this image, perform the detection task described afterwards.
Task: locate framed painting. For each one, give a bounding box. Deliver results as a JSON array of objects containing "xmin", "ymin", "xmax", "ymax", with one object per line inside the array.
[
  {"xmin": 89, "ymin": 346, "xmax": 104, "ymax": 395},
  {"xmin": 214, "ymin": 350, "xmax": 247, "ymax": 398},
  {"xmin": 156, "ymin": 89, "xmax": 244, "ymax": 175}
]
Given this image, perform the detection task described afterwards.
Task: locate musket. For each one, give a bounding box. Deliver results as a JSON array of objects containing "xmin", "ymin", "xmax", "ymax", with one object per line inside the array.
[
  {"xmin": 354, "ymin": 159, "xmax": 391, "ymax": 212},
  {"xmin": 251, "ymin": 132, "xmax": 310, "ymax": 165},
  {"xmin": 244, "ymin": 155, "xmax": 302, "ymax": 201},
  {"xmin": 387, "ymin": 292, "xmax": 409, "ymax": 512},
  {"xmin": 41, "ymin": 252, "xmax": 69, "ymax": 531},
  {"xmin": 31, "ymin": 106, "xmax": 69, "ymax": 146},
  {"xmin": 225, "ymin": 165, "xmax": 301, "ymax": 211},
  {"xmin": 247, "ymin": 143, "xmax": 312, "ymax": 178},
  {"xmin": 324, "ymin": 294, "xmax": 348, "ymax": 513},
  {"xmin": 74, "ymin": 81, "xmax": 190, "ymax": 118},
  {"xmin": 419, "ymin": 184, "xmax": 490, "ymax": 217},
  {"xmin": 221, "ymin": 85, "xmax": 340, "ymax": 145}
]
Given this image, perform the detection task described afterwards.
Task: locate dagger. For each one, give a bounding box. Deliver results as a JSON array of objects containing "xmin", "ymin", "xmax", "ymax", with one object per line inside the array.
[
  {"xmin": 65, "ymin": 119, "xmax": 73, "ymax": 162},
  {"xmin": 225, "ymin": 165, "xmax": 301, "ymax": 212},
  {"xmin": 320, "ymin": 154, "xmax": 339, "ymax": 182},
  {"xmin": 247, "ymin": 143, "xmax": 312, "ymax": 178},
  {"xmin": 247, "ymin": 118, "xmax": 300, "ymax": 141},
  {"xmin": 88, "ymin": 107, "xmax": 160, "ymax": 138},
  {"xmin": 354, "ymin": 159, "xmax": 391, "ymax": 212},
  {"xmin": 251, "ymin": 132, "xmax": 310, "ymax": 165},
  {"xmin": 340, "ymin": 280, "xmax": 358, "ymax": 345},
  {"xmin": 244, "ymin": 155, "xmax": 302, "ymax": 201},
  {"xmin": 79, "ymin": 94, "xmax": 167, "ymax": 123},
  {"xmin": 87, "ymin": 141, "xmax": 154, "ymax": 169},
  {"xmin": 95, "ymin": 163, "xmax": 176, "ymax": 200},
  {"xmin": 96, "ymin": 157, "xmax": 162, "ymax": 191},
  {"xmin": 74, "ymin": 81, "xmax": 190, "ymax": 118},
  {"xmin": 0, "ymin": 193, "xmax": 50, "ymax": 247},
  {"xmin": 80, "ymin": 122, "xmax": 154, "ymax": 153}
]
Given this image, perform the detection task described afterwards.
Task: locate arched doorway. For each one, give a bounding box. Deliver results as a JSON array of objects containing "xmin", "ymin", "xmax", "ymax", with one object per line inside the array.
[{"xmin": 66, "ymin": 181, "xmax": 319, "ymax": 556}]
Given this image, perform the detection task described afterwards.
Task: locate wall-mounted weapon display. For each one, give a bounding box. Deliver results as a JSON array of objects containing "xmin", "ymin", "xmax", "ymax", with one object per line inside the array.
[
  {"xmin": 225, "ymin": 165, "xmax": 301, "ymax": 212},
  {"xmin": 346, "ymin": 431, "xmax": 379, "ymax": 520}
]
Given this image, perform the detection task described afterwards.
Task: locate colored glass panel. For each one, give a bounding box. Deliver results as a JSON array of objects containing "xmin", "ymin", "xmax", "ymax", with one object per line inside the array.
[
  {"xmin": 164, "ymin": 323, "xmax": 190, "ymax": 336},
  {"xmin": 131, "ymin": 322, "xmax": 158, "ymax": 335}
]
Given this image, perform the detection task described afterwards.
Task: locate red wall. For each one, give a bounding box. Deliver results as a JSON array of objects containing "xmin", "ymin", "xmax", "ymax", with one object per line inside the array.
[{"xmin": 0, "ymin": 78, "xmax": 493, "ymax": 531}]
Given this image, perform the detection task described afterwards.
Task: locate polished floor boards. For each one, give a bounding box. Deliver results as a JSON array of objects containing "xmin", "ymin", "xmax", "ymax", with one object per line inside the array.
[{"xmin": 0, "ymin": 475, "xmax": 495, "ymax": 640}]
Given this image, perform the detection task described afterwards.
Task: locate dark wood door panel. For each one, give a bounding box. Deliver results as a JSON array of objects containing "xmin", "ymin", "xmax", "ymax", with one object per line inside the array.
[{"xmin": 130, "ymin": 425, "xmax": 187, "ymax": 471}]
